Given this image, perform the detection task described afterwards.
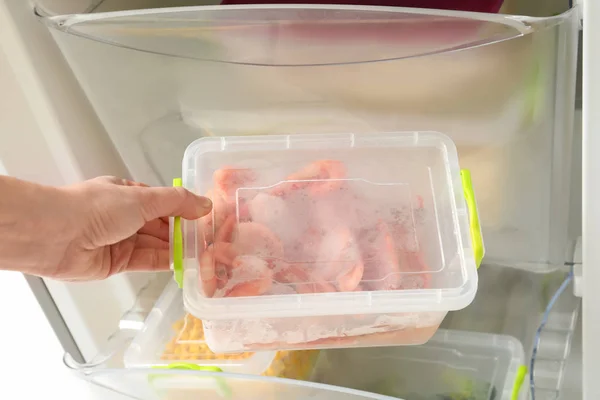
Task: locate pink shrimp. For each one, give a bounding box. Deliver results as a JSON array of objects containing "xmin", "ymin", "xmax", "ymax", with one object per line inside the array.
[
  {"xmin": 337, "ymin": 259, "xmax": 365, "ymax": 292},
  {"xmin": 398, "ymin": 251, "xmax": 431, "ymax": 290},
  {"xmin": 297, "ymin": 280, "xmax": 338, "ymax": 294},
  {"xmin": 215, "ymin": 262, "xmax": 231, "ymax": 290},
  {"xmin": 312, "ymin": 227, "xmax": 364, "ymax": 292},
  {"xmin": 272, "ymin": 160, "xmax": 347, "ymax": 197},
  {"xmin": 213, "ymin": 167, "xmax": 257, "ymax": 202},
  {"xmin": 200, "ymin": 189, "xmax": 231, "ymax": 245},
  {"xmin": 212, "ymin": 242, "xmax": 238, "ymax": 266},
  {"xmin": 359, "ymin": 221, "xmax": 402, "ymax": 291},
  {"xmin": 273, "ymin": 263, "xmax": 336, "ymax": 294},
  {"xmin": 274, "ymin": 263, "xmax": 308, "ymax": 284},
  {"xmin": 284, "ymin": 227, "xmax": 322, "ymax": 264},
  {"xmin": 249, "ymin": 192, "xmax": 309, "ymax": 246},
  {"xmin": 215, "ymin": 214, "xmax": 237, "ymax": 243},
  {"xmin": 224, "ymin": 256, "xmax": 273, "ymax": 297},
  {"xmin": 199, "ymin": 245, "xmax": 218, "ymax": 297},
  {"xmin": 231, "ymin": 222, "xmax": 285, "ymax": 265},
  {"xmin": 214, "ymin": 216, "xmax": 285, "ymax": 265}
]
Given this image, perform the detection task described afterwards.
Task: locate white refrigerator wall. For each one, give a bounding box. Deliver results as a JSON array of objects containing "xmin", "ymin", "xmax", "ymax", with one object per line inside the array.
[
  {"xmin": 0, "ymin": 0, "xmax": 153, "ymax": 362},
  {"xmin": 582, "ymin": 0, "xmax": 599, "ymax": 399}
]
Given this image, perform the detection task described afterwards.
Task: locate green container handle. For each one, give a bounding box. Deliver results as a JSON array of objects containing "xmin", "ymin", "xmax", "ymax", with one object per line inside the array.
[{"xmin": 461, "ymin": 169, "xmax": 485, "ymax": 268}]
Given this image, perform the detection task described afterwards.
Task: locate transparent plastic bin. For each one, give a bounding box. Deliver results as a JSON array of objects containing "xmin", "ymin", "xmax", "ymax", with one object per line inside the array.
[
  {"xmin": 176, "ymin": 131, "xmax": 479, "ymax": 352},
  {"xmin": 123, "ymin": 279, "xmax": 275, "ymax": 373},
  {"xmin": 311, "ymin": 329, "xmax": 527, "ymax": 400},
  {"xmin": 124, "ymin": 280, "xmax": 320, "ymax": 379}
]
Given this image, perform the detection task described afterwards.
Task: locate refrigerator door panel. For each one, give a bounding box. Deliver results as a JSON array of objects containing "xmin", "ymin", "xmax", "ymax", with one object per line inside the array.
[
  {"xmin": 583, "ymin": 0, "xmax": 599, "ymax": 399},
  {"xmin": 0, "ymin": 0, "xmax": 158, "ymax": 362}
]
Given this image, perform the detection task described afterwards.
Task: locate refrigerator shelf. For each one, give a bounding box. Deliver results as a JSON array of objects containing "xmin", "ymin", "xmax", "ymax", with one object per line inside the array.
[
  {"xmin": 441, "ymin": 265, "xmax": 580, "ymax": 399},
  {"xmin": 64, "ymin": 265, "xmax": 579, "ymax": 400}
]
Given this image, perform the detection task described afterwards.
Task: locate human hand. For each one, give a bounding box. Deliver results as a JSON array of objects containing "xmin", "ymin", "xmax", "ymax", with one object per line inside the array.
[{"xmin": 0, "ymin": 176, "xmax": 212, "ymax": 281}]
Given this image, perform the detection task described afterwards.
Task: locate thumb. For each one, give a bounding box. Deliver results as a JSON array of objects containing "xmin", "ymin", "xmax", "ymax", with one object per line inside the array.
[{"xmin": 136, "ymin": 186, "xmax": 212, "ymax": 221}]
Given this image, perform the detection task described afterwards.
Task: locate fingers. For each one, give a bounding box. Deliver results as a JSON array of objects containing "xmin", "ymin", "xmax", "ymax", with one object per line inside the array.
[
  {"xmin": 126, "ymin": 247, "xmax": 171, "ymax": 272},
  {"xmin": 136, "ymin": 234, "xmax": 169, "ymax": 249},
  {"xmin": 129, "ymin": 234, "xmax": 170, "ymax": 272},
  {"xmin": 136, "ymin": 186, "xmax": 212, "ymax": 221},
  {"xmin": 92, "ymin": 177, "xmax": 211, "ymax": 220},
  {"xmin": 139, "ymin": 218, "xmax": 170, "ymax": 242},
  {"xmin": 93, "ymin": 176, "xmax": 150, "ymax": 188}
]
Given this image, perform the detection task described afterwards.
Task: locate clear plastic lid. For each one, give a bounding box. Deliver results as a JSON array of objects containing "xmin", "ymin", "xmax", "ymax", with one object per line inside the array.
[{"xmin": 179, "ymin": 132, "xmax": 479, "ymax": 320}]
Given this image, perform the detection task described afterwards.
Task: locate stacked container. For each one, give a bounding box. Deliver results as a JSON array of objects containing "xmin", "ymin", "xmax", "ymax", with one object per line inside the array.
[
  {"xmin": 125, "ymin": 280, "xmax": 319, "ymax": 379},
  {"xmin": 311, "ymin": 329, "xmax": 527, "ymax": 400}
]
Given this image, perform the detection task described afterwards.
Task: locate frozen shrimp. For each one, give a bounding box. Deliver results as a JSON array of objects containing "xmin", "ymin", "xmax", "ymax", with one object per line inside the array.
[
  {"xmin": 248, "ymin": 192, "xmax": 309, "ymax": 246},
  {"xmin": 212, "ymin": 242, "xmax": 238, "ymax": 266},
  {"xmin": 215, "ymin": 214, "xmax": 237, "ymax": 243},
  {"xmin": 214, "ymin": 167, "xmax": 257, "ymax": 201},
  {"xmin": 200, "ymin": 189, "xmax": 231, "ymax": 245},
  {"xmin": 359, "ymin": 221, "xmax": 402, "ymax": 291},
  {"xmin": 274, "ymin": 263, "xmax": 337, "ymax": 294},
  {"xmin": 231, "ymin": 222, "xmax": 285, "ymax": 264},
  {"xmin": 223, "ymin": 256, "xmax": 273, "ymax": 297},
  {"xmin": 314, "ymin": 227, "xmax": 364, "ymax": 292},
  {"xmin": 337, "ymin": 259, "xmax": 365, "ymax": 292},
  {"xmin": 272, "ymin": 160, "xmax": 347, "ymax": 197},
  {"xmin": 277, "ymin": 226, "xmax": 363, "ymax": 293},
  {"xmin": 214, "ymin": 216, "xmax": 284, "ymax": 264},
  {"xmin": 398, "ymin": 251, "xmax": 430, "ymax": 290},
  {"xmin": 296, "ymin": 280, "xmax": 338, "ymax": 294},
  {"xmin": 200, "ymin": 244, "xmax": 235, "ymax": 297},
  {"xmin": 199, "ymin": 245, "xmax": 218, "ymax": 297}
]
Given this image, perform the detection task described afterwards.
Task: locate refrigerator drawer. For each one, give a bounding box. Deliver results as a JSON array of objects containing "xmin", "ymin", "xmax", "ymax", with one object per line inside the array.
[
  {"xmin": 74, "ymin": 276, "xmax": 527, "ymax": 400},
  {"xmin": 68, "ymin": 265, "xmax": 581, "ymax": 399},
  {"xmin": 34, "ymin": 3, "xmax": 578, "ymax": 273}
]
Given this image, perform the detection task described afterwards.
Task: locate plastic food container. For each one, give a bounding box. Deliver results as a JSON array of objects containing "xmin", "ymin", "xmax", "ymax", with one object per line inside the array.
[
  {"xmin": 173, "ymin": 132, "xmax": 481, "ymax": 352},
  {"xmin": 124, "ymin": 280, "xmax": 275, "ymax": 374},
  {"xmin": 125, "ymin": 280, "xmax": 319, "ymax": 380},
  {"xmin": 311, "ymin": 329, "xmax": 527, "ymax": 400}
]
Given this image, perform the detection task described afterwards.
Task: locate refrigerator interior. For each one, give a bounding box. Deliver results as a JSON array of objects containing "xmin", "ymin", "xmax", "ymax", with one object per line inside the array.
[
  {"xmin": 35, "ymin": 1, "xmax": 578, "ymax": 273},
  {"xmin": 1, "ymin": 0, "xmax": 583, "ymax": 399}
]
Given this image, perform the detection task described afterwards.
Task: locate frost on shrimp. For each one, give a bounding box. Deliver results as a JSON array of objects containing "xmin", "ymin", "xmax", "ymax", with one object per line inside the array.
[
  {"xmin": 359, "ymin": 220, "xmax": 430, "ymax": 291},
  {"xmin": 231, "ymin": 222, "xmax": 285, "ymax": 264},
  {"xmin": 271, "ymin": 159, "xmax": 347, "ymax": 197},
  {"xmin": 213, "ymin": 167, "xmax": 257, "ymax": 204},
  {"xmin": 359, "ymin": 221, "xmax": 402, "ymax": 291},
  {"xmin": 313, "ymin": 227, "xmax": 364, "ymax": 292},
  {"xmin": 200, "ymin": 189, "xmax": 231, "ymax": 245},
  {"xmin": 218, "ymin": 256, "xmax": 273, "ymax": 298},
  {"xmin": 248, "ymin": 192, "xmax": 309, "ymax": 246}
]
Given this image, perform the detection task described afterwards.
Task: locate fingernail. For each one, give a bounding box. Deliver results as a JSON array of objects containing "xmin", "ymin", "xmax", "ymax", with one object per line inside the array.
[{"xmin": 198, "ymin": 196, "xmax": 213, "ymax": 212}]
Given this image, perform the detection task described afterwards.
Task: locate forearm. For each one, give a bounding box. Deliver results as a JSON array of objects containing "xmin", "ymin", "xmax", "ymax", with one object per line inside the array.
[{"xmin": 0, "ymin": 176, "xmax": 74, "ymax": 275}]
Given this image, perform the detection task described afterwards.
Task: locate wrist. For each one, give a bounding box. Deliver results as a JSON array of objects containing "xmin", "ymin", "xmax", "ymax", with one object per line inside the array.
[{"xmin": 0, "ymin": 176, "xmax": 77, "ymax": 276}]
